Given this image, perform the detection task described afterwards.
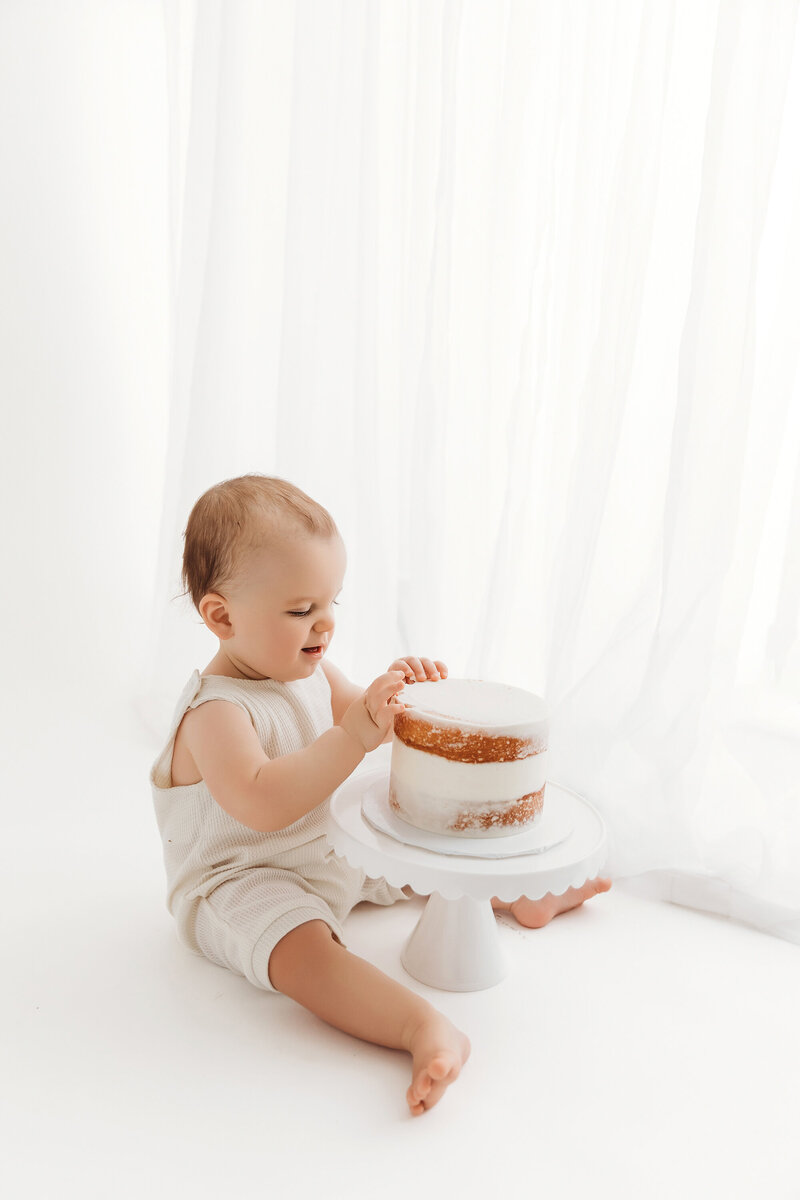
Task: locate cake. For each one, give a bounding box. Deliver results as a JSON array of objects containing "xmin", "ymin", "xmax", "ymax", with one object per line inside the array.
[{"xmin": 389, "ymin": 678, "xmax": 548, "ymax": 838}]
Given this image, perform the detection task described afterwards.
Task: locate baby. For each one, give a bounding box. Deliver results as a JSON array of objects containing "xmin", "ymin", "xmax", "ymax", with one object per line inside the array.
[{"xmin": 150, "ymin": 474, "xmax": 610, "ymax": 1116}]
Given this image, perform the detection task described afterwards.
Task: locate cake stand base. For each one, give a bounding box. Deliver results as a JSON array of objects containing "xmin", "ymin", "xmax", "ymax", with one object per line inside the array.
[{"xmin": 401, "ymin": 893, "xmax": 506, "ymax": 991}]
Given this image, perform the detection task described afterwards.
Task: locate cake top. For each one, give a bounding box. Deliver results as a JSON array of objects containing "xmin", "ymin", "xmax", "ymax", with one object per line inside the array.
[{"xmin": 399, "ymin": 677, "xmax": 547, "ymax": 734}]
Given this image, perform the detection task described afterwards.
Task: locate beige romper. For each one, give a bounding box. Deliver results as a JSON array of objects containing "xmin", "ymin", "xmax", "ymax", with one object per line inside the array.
[{"xmin": 150, "ymin": 666, "xmax": 408, "ymax": 992}]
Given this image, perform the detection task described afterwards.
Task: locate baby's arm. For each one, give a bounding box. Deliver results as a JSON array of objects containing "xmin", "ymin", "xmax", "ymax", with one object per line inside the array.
[{"xmin": 178, "ymin": 671, "xmax": 406, "ymax": 833}]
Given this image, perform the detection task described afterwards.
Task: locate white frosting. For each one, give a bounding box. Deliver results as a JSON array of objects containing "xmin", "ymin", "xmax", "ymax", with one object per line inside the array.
[
  {"xmin": 388, "ymin": 748, "xmax": 546, "ymax": 835},
  {"xmin": 390, "ymin": 677, "xmax": 549, "ymax": 838},
  {"xmin": 399, "ymin": 677, "xmax": 546, "ymax": 736},
  {"xmin": 391, "ymin": 737, "xmax": 546, "ymax": 801}
]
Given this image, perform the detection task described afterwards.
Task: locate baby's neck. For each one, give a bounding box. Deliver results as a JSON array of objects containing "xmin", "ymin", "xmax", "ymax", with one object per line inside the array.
[{"xmin": 202, "ymin": 650, "xmax": 270, "ymax": 681}]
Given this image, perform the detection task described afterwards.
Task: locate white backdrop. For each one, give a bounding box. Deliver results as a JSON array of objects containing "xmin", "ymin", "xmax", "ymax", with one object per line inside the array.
[{"xmin": 2, "ymin": 0, "xmax": 800, "ymax": 942}]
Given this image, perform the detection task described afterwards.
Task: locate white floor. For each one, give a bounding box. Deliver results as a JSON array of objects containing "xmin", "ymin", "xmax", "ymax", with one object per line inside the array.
[{"xmin": 3, "ymin": 685, "xmax": 800, "ymax": 1200}]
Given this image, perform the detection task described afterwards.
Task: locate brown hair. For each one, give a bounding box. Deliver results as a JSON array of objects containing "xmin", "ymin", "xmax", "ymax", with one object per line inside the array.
[{"xmin": 180, "ymin": 474, "xmax": 339, "ymax": 610}]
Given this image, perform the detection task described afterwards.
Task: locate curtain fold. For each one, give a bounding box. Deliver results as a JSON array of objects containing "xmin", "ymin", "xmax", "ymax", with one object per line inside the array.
[{"xmin": 150, "ymin": 0, "xmax": 800, "ymax": 943}]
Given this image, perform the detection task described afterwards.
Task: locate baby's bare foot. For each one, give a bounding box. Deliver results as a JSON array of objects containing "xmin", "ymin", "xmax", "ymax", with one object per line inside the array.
[
  {"xmin": 405, "ymin": 1014, "xmax": 471, "ymax": 1117},
  {"xmin": 492, "ymin": 876, "xmax": 612, "ymax": 928}
]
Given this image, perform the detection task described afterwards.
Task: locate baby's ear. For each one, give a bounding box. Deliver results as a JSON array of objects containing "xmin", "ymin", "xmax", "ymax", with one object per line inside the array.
[{"xmin": 198, "ymin": 593, "xmax": 234, "ymax": 639}]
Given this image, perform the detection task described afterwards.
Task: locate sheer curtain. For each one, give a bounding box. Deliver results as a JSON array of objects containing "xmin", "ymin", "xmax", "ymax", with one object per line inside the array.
[{"xmin": 148, "ymin": 0, "xmax": 800, "ymax": 942}]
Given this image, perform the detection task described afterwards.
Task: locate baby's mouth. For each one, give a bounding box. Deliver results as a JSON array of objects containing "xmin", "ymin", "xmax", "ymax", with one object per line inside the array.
[{"xmin": 302, "ymin": 645, "xmax": 324, "ymax": 655}]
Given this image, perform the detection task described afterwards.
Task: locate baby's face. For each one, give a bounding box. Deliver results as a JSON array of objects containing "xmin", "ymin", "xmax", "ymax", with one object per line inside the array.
[{"xmin": 224, "ymin": 533, "xmax": 346, "ymax": 682}]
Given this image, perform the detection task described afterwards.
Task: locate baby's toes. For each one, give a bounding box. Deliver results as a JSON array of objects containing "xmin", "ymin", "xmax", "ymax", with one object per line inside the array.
[
  {"xmin": 408, "ymin": 1055, "xmax": 459, "ymax": 1114},
  {"xmin": 585, "ymin": 877, "xmax": 612, "ymax": 899},
  {"xmin": 427, "ymin": 1054, "xmax": 456, "ymax": 1087},
  {"xmin": 407, "ymin": 1071, "xmax": 434, "ymax": 1114},
  {"xmin": 425, "ymin": 1055, "xmax": 460, "ymax": 1103}
]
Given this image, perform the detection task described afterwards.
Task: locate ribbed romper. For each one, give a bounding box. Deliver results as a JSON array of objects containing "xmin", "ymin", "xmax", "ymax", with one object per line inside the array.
[{"xmin": 150, "ymin": 666, "xmax": 408, "ymax": 992}]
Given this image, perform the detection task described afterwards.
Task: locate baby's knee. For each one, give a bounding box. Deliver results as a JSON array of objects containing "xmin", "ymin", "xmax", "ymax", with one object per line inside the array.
[{"xmin": 268, "ymin": 919, "xmax": 340, "ymax": 993}]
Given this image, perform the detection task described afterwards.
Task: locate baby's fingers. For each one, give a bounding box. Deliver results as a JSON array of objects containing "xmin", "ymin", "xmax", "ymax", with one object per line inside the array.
[
  {"xmin": 418, "ymin": 657, "xmax": 446, "ymax": 680},
  {"xmin": 364, "ymin": 672, "xmax": 406, "ymax": 726},
  {"xmin": 392, "ymin": 657, "xmax": 426, "ymax": 683},
  {"xmin": 371, "ymin": 670, "xmax": 407, "ymax": 703},
  {"xmin": 391, "ymin": 656, "xmax": 447, "ymax": 683}
]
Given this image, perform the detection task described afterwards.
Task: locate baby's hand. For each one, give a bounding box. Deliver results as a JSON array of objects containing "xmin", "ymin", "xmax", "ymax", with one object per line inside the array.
[
  {"xmin": 389, "ymin": 656, "xmax": 448, "ymax": 685},
  {"xmin": 342, "ymin": 670, "xmax": 408, "ymax": 753}
]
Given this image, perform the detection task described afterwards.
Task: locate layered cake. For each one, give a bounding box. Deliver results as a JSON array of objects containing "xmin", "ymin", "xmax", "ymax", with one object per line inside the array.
[{"xmin": 389, "ymin": 678, "xmax": 548, "ymax": 838}]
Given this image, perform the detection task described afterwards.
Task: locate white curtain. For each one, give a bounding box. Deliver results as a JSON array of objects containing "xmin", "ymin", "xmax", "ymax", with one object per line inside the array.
[{"xmin": 147, "ymin": 0, "xmax": 800, "ymax": 943}]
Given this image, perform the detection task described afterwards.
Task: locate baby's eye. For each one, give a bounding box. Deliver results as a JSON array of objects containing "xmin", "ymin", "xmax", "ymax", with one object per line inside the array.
[{"xmin": 288, "ymin": 601, "xmax": 340, "ymax": 618}]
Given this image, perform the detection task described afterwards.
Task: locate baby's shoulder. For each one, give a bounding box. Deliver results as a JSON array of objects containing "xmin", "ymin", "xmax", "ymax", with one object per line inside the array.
[{"xmin": 170, "ymin": 694, "xmax": 256, "ymax": 787}]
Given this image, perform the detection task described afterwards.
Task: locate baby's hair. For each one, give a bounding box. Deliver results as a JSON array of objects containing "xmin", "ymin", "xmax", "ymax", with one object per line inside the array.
[{"xmin": 180, "ymin": 474, "xmax": 339, "ymax": 611}]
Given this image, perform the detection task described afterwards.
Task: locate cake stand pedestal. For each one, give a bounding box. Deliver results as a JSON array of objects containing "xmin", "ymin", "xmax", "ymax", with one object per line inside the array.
[{"xmin": 326, "ymin": 765, "xmax": 608, "ymax": 992}]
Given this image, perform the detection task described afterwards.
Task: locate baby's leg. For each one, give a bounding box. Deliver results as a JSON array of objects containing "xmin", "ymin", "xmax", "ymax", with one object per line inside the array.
[
  {"xmin": 268, "ymin": 920, "xmax": 470, "ymax": 1116},
  {"xmin": 491, "ymin": 876, "xmax": 612, "ymax": 927}
]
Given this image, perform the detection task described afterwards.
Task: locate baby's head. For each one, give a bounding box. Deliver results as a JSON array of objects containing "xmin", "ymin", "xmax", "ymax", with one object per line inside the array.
[{"xmin": 181, "ymin": 474, "xmax": 346, "ymax": 681}]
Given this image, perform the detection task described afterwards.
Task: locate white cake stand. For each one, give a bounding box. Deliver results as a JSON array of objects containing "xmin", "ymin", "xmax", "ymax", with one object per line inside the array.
[{"xmin": 326, "ymin": 765, "xmax": 608, "ymax": 992}]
